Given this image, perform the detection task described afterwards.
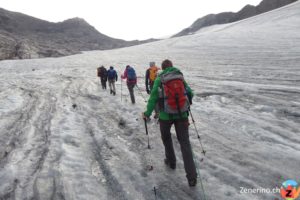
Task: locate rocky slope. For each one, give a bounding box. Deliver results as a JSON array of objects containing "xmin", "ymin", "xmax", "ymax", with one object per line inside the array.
[
  {"xmin": 173, "ymin": 0, "xmax": 297, "ymax": 37},
  {"xmin": 0, "ymin": 8, "xmax": 156, "ymax": 60}
]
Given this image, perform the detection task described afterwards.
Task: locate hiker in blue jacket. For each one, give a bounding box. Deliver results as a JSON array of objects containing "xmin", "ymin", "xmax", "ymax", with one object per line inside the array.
[{"xmin": 107, "ymin": 66, "xmax": 118, "ymax": 95}]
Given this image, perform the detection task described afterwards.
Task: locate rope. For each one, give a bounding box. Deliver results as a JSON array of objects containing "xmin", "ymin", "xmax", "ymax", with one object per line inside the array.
[
  {"xmin": 121, "ymin": 78, "xmax": 123, "ymax": 102},
  {"xmin": 136, "ymin": 85, "xmax": 148, "ymax": 102},
  {"xmin": 187, "ymin": 95, "xmax": 208, "ymax": 198},
  {"xmin": 191, "ymin": 147, "xmax": 208, "ymax": 200}
]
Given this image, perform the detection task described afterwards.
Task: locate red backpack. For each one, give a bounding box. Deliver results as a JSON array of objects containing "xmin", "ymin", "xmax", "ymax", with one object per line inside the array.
[{"xmin": 159, "ymin": 71, "xmax": 189, "ymax": 115}]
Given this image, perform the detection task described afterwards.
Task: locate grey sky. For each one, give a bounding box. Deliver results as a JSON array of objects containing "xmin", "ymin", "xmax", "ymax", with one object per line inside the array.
[{"xmin": 1, "ymin": 0, "xmax": 262, "ymax": 40}]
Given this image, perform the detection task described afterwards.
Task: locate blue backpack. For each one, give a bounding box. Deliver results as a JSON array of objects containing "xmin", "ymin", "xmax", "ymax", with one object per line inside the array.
[
  {"xmin": 127, "ymin": 67, "xmax": 136, "ymax": 80},
  {"xmin": 108, "ymin": 69, "xmax": 116, "ymax": 80}
]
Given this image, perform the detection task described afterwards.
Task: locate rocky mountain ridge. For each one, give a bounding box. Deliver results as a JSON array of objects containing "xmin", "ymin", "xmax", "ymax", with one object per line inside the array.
[
  {"xmin": 173, "ymin": 0, "xmax": 298, "ymax": 37},
  {"xmin": 0, "ymin": 8, "xmax": 156, "ymax": 60}
]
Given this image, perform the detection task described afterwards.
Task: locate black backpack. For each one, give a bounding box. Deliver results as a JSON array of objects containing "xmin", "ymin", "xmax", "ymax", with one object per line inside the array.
[
  {"xmin": 97, "ymin": 67, "xmax": 101, "ymax": 77},
  {"xmin": 101, "ymin": 68, "xmax": 107, "ymax": 80}
]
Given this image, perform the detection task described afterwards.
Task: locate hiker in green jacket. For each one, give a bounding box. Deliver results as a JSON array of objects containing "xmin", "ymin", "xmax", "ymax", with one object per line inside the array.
[{"xmin": 142, "ymin": 59, "xmax": 197, "ymax": 187}]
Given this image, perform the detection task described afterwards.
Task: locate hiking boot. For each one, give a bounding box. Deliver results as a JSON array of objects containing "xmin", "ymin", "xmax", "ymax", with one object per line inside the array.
[
  {"xmin": 164, "ymin": 159, "xmax": 176, "ymax": 170},
  {"xmin": 188, "ymin": 178, "xmax": 197, "ymax": 187},
  {"xmin": 110, "ymin": 90, "xmax": 113, "ymax": 94}
]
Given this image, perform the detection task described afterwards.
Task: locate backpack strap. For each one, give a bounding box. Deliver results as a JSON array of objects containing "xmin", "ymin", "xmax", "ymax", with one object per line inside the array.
[
  {"xmin": 158, "ymin": 82, "xmax": 164, "ymax": 111},
  {"xmin": 160, "ymin": 71, "xmax": 184, "ymax": 83}
]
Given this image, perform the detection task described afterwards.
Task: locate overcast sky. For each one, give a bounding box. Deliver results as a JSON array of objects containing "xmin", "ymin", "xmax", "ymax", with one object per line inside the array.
[{"xmin": 1, "ymin": 0, "xmax": 262, "ymax": 40}]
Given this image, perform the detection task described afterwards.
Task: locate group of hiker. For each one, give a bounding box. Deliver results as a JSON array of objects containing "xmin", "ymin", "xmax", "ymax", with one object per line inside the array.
[
  {"xmin": 97, "ymin": 62, "xmax": 159, "ymax": 105},
  {"xmin": 97, "ymin": 60, "xmax": 198, "ymax": 187},
  {"xmin": 97, "ymin": 66, "xmax": 118, "ymax": 95}
]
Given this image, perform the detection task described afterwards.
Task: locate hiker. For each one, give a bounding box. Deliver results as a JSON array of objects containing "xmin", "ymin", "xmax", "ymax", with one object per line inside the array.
[
  {"xmin": 145, "ymin": 61, "xmax": 160, "ymax": 118},
  {"xmin": 145, "ymin": 61, "xmax": 159, "ymax": 94},
  {"xmin": 107, "ymin": 66, "xmax": 118, "ymax": 95},
  {"xmin": 121, "ymin": 65, "xmax": 137, "ymax": 104},
  {"xmin": 142, "ymin": 59, "xmax": 197, "ymax": 187},
  {"xmin": 97, "ymin": 65, "xmax": 108, "ymax": 90}
]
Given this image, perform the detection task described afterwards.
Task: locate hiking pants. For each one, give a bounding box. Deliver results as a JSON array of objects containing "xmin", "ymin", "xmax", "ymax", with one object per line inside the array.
[
  {"xmin": 101, "ymin": 78, "xmax": 107, "ymax": 89},
  {"xmin": 159, "ymin": 119, "xmax": 197, "ymax": 181},
  {"xmin": 108, "ymin": 79, "xmax": 116, "ymax": 93},
  {"xmin": 127, "ymin": 83, "xmax": 136, "ymax": 104}
]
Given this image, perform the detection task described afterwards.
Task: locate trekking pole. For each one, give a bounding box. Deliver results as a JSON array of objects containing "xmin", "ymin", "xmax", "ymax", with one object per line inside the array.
[
  {"xmin": 136, "ymin": 85, "xmax": 147, "ymax": 102},
  {"xmin": 144, "ymin": 118, "xmax": 157, "ymax": 199},
  {"xmin": 121, "ymin": 78, "xmax": 123, "ymax": 102},
  {"xmin": 153, "ymin": 187, "xmax": 157, "ymax": 200},
  {"xmin": 189, "ymin": 108, "xmax": 206, "ymax": 154},
  {"xmin": 187, "ymin": 98, "xmax": 207, "ymax": 157},
  {"xmin": 144, "ymin": 118, "xmax": 151, "ymax": 149}
]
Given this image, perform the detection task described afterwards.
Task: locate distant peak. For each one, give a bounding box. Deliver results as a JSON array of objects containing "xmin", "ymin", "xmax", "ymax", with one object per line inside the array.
[{"xmin": 62, "ymin": 17, "xmax": 88, "ymax": 24}]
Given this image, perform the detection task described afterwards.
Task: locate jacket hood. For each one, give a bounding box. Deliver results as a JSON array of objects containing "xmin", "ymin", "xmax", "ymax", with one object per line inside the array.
[{"xmin": 159, "ymin": 67, "xmax": 181, "ymax": 76}]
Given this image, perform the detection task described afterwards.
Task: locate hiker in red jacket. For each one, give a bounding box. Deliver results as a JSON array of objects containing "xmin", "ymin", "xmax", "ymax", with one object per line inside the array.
[{"xmin": 121, "ymin": 65, "xmax": 137, "ymax": 104}]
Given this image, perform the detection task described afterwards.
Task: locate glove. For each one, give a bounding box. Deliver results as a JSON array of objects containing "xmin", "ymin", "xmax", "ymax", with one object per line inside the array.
[
  {"xmin": 146, "ymin": 89, "xmax": 150, "ymax": 94},
  {"xmin": 142, "ymin": 112, "xmax": 150, "ymax": 121}
]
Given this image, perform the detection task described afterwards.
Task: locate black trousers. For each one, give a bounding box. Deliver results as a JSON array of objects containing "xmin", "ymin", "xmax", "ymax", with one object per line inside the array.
[
  {"xmin": 100, "ymin": 78, "xmax": 107, "ymax": 89},
  {"xmin": 127, "ymin": 83, "xmax": 135, "ymax": 104},
  {"xmin": 159, "ymin": 119, "xmax": 197, "ymax": 180}
]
